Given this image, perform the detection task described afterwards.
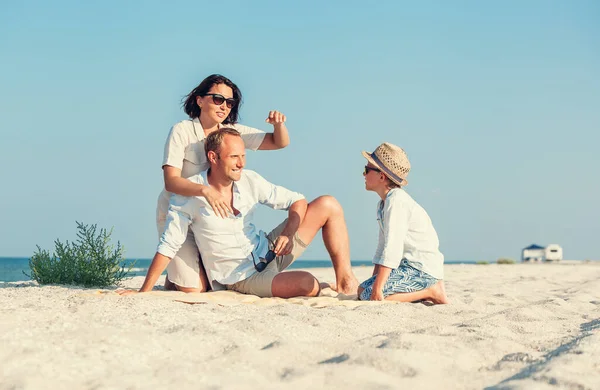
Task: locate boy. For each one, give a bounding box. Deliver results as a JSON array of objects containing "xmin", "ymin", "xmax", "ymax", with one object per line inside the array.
[{"xmin": 359, "ymin": 142, "xmax": 448, "ymax": 303}]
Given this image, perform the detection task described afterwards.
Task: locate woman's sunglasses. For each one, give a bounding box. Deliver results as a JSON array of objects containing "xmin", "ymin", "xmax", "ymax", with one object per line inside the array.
[
  {"xmin": 252, "ymin": 235, "xmax": 277, "ymax": 272},
  {"xmin": 364, "ymin": 166, "xmax": 381, "ymax": 175},
  {"xmin": 203, "ymin": 93, "xmax": 236, "ymax": 109}
]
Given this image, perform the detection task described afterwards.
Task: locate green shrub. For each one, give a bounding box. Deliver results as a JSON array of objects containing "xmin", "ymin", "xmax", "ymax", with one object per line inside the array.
[
  {"xmin": 26, "ymin": 222, "xmax": 135, "ymax": 287},
  {"xmin": 496, "ymin": 258, "xmax": 516, "ymax": 264},
  {"xmin": 476, "ymin": 261, "xmax": 490, "ymax": 265}
]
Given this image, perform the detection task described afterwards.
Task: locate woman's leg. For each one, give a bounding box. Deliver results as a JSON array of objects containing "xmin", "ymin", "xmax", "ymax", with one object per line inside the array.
[{"xmin": 158, "ymin": 214, "xmax": 208, "ymax": 293}]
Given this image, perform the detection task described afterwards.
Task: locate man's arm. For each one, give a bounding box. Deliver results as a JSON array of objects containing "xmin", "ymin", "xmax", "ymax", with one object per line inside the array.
[
  {"xmin": 118, "ymin": 195, "xmax": 194, "ymax": 296},
  {"xmin": 118, "ymin": 252, "xmax": 172, "ymax": 295},
  {"xmin": 274, "ymin": 198, "xmax": 308, "ymax": 255},
  {"xmin": 139, "ymin": 252, "xmax": 171, "ymax": 292}
]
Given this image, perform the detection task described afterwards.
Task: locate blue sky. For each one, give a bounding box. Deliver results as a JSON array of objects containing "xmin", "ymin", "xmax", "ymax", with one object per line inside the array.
[{"xmin": 1, "ymin": 1, "xmax": 598, "ymax": 261}]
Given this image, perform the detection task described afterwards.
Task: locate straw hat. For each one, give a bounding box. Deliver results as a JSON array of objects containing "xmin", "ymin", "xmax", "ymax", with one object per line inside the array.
[{"xmin": 362, "ymin": 142, "xmax": 411, "ymax": 186}]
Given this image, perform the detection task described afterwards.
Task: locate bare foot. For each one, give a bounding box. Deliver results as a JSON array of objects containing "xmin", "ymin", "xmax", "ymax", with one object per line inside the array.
[
  {"xmin": 430, "ymin": 280, "xmax": 449, "ymax": 304},
  {"xmin": 335, "ymin": 275, "xmax": 360, "ymax": 296}
]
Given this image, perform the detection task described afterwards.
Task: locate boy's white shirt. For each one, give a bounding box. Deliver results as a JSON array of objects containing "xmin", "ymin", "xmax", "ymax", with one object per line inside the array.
[{"xmin": 373, "ymin": 188, "xmax": 444, "ymax": 279}]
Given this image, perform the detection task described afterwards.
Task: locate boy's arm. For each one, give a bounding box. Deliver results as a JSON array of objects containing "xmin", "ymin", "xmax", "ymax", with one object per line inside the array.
[
  {"xmin": 370, "ymin": 265, "xmax": 393, "ymax": 300},
  {"xmin": 375, "ymin": 199, "xmax": 409, "ymax": 270},
  {"xmin": 372, "ymin": 264, "xmax": 382, "ymax": 276}
]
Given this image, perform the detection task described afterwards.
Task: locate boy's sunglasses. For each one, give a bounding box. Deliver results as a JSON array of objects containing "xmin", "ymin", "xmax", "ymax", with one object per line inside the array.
[
  {"xmin": 203, "ymin": 93, "xmax": 236, "ymax": 109},
  {"xmin": 364, "ymin": 166, "xmax": 381, "ymax": 175},
  {"xmin": 252, "ymin": 235, "xmax": 277, "ymax": 273}
]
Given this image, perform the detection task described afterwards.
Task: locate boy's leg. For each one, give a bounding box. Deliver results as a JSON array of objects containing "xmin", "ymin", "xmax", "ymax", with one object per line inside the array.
[
  {"xmin": 295, "ymin": 195, "xmax": 358, "ymax": 295},
  {"xmin": 384, "ymin": 281, "xmax": 448, "ymax": 304},
  {"xmin": 358, "ymin": 264, "xmax": 448, "ymax": 304}
]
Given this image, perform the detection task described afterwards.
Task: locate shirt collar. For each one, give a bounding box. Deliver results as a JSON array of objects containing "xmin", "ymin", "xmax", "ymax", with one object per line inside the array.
[{"xmin": 201, "ymin": 169, "xmax": 242, "ymax": 195}]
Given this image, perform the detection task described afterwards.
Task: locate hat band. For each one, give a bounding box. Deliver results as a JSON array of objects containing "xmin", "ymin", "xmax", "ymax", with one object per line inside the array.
[{"xmin": 370, "ymin": 153, "xmax": 404, "ymax": 184}]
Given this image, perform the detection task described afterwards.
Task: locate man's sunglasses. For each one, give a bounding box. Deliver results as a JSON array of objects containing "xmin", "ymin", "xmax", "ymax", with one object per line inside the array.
[
  {"xmin": 252, "ymin": 235, "xmax": 277, "ymax": 273},
  {"xmin": 203, "ymin": 93, "xmax": 236, "ymax": 109},
  {"xmin": 364, "ymin": 166, "xmax": 381, "ymax": 175}
]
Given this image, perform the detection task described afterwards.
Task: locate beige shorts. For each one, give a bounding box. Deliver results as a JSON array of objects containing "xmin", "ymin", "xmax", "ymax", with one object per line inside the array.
[
  {"xmin": 157, "ymin": 217, "xmax": 204, "ymax": 289},
  {"xmin": 226, "ymin": 219, "xmax": 308, "ymax": 297}
]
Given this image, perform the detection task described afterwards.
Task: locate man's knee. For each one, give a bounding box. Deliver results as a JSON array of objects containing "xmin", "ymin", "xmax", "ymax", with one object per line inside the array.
[
  {"xmin": 298, "ymin": 273, "xmax": 320, "ymax": 297},
  {"xmin": 311, "ymin": 195, "xmax": 343, "ymax": 215}
]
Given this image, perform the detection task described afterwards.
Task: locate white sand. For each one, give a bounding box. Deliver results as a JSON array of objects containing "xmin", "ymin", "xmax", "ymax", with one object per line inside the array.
[{"xmin": 1, "ymin": 263, "xmax": 599, "ymax": 389}]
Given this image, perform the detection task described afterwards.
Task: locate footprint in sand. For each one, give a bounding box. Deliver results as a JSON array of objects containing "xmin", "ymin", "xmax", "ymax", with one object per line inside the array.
[
  {"xmin": 261, "ymin": 340, "xmax": 281, "ymax": 350},
  {"xmin": 318, "ymin": 353, "xmax": 350, "ymax": 364}
]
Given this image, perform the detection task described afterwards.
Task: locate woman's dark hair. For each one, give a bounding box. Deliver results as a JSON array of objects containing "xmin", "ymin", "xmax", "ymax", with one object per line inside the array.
[{"xmin": 182, "ymin": 74, "xmax": 242, "ymax": 124}]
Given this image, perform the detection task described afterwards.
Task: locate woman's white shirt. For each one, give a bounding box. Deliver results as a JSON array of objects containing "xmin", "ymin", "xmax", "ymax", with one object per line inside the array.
[{"xmin": 156, "ymin": 118, "xmax": 266, "ymax": 225}]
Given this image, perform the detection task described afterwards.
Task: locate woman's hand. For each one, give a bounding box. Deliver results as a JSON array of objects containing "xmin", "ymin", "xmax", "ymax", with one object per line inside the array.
[
  {"xmin": 202, "ymin": 186, "xmax": 233, "ymax": 218},
  {"xmin": 265, "ymin": 110, "xmax": 286, "ymax": 126}
]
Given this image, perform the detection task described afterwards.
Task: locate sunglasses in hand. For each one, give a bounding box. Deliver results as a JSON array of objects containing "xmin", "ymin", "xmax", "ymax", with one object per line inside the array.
[{"xmin": 252, "ymin": 235, "xmax": 277, "ymax": 273}]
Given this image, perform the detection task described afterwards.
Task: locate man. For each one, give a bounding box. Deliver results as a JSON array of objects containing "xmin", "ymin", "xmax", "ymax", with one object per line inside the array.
[{"xmin": 119, "ymin": 128, "xmax": 358, "ymax": 298}]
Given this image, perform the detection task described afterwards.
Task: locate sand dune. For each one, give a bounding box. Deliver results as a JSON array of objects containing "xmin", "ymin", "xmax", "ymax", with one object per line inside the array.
[{"xmin": 1, "ymin": 263, "xmax": 599, "ymax": 389}]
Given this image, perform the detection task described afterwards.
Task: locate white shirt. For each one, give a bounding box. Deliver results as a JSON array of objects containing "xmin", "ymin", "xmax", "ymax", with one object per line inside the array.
[
  {"xmin": 157, "ymin": 169, "xmax": 305, "ymax": 287},
  {"xmin": 373, "ymin": 188, "xmax": 444, "ymax": 279},
  {"xmin": 156, "ymin": 118, "xmax": 267, "ymax": 225}
]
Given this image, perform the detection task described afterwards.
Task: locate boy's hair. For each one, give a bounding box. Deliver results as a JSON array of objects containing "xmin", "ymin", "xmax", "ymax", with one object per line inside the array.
[
  {"xmin": 204, "ymin": 128, "xmax": 242, "ymax": 158},
  {"xmin": 385, "ymin": 177, "xmax": 401, "ymax": 189}
]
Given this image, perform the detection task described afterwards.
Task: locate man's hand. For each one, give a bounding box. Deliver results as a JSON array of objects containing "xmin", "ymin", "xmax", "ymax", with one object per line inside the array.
[
  {"xmin": 370, "ymin": 289, "xmax": 384, "ymax": 301},
  {"xmin": 202, "ymin": 186, "xmax": 232, "ymax": 218},
  {"xmin": 265, "ymin": 111, "xmax": 286, "ymax": 126},
  {"xmin": 116, "ymin": 289, "xmax": 139, "ymax": 296},
  {"xmin": 273, "ymin": 235, "xmax": 293, "ymax": 256}
]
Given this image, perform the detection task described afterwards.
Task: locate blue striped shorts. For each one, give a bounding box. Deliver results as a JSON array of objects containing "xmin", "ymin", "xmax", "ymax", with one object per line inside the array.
[{"xmin": 359, "ymin": 259, "xmax": 439, "ymax": 301}]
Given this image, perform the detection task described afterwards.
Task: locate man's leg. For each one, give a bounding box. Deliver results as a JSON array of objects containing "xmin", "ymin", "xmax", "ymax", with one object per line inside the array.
[
  {"xmin": 271, "ymin": 271, "xmax": 320, "ymax": 298},
  {"xmin": 296, "ymin": 195, "xmax": 359, "ymax": 295},
  {"xmin": 228, "ymin": 263, "xmax": 319, "ymax": 298}
]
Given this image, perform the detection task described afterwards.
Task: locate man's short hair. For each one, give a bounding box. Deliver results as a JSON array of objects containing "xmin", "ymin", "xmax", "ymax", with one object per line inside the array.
[{"xmin": 204, "ymin": 128, "xmax": 242, "ymax": 158}]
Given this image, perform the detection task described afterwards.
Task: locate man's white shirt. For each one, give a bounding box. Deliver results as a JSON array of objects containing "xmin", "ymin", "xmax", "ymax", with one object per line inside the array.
[{"xmin": 157, "ymin": 169, "xmax": 305, "ymax": 288}]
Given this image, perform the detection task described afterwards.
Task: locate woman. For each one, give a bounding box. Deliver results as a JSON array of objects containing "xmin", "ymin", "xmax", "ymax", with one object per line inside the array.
[{"xmin": 157, "ymin": 74, "xmax": 290, "ymax": 292}]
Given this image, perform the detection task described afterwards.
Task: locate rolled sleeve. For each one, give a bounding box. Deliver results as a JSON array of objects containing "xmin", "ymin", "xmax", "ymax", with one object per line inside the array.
[
  {"xmin": 157, "ymin": 195, "xmax": 195, "ymax": 258},
  {"xmin": 233, "ymin": 124, "xmax": 266, "ymax": 151},
  {"xmin": 373, "ymin": 198, "xmax": 410, "ymax": 269},
  {"xmin": 248, "ymin": 171, "xmax": 304, "ymax": 210},
  {"xmin": 162, "ymin": 123, "xmax": 188, "ymax": 169}
]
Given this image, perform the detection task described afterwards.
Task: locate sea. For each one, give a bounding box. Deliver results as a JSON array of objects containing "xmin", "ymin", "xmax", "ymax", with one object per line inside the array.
[{"xmin": 0, "ymin": 257, "xmax": 476, "ymax": 283}]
